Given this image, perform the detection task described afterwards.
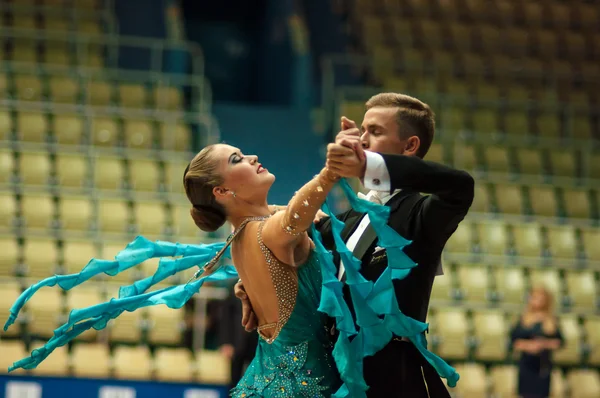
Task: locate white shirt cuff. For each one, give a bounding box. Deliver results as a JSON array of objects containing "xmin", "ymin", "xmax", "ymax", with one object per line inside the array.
[{"xmin": 363, "ymin": 151, "xmax": 391, "ymax": 191}]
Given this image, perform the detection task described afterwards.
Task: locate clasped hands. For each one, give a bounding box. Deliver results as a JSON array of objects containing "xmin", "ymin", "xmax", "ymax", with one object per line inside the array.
[{"xmin": 234, "ymin": 116, "xmax": 366, "ymax": 331}]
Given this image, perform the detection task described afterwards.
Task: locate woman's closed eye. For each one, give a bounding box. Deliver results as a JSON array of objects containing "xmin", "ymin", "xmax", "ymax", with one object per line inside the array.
[{"xmin": 229, "ymin": 152, "xmax": 244, "ymax": 164}]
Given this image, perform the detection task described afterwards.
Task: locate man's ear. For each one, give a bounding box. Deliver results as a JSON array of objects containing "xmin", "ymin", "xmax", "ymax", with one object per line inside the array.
[{"xmin": 403, "ymin": 135, "xmax": 421, "ymax": 156}]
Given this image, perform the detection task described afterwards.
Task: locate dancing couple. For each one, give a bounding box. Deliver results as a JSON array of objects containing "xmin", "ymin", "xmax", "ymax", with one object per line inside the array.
[{"xmin": 5, "ymin": 93, "xmax": 474, "ymax": 397}]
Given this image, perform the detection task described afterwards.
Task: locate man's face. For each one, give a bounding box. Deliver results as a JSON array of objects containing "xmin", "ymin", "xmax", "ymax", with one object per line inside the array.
[{"xmin": 360, "ymin": 107, "xmax": 417, "ymax": 156}]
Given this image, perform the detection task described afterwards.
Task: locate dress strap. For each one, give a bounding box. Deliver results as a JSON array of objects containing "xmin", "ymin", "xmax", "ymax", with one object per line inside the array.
[{"xmin": 256, "ymin": 220, "xmax": 298, "ymax": 344}]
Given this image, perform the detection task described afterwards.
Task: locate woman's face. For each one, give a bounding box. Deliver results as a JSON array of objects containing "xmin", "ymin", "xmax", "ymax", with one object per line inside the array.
[
  {"xmin": 528, "ymin": 288, "xmax": 549, "ymax": 311},
  {"xmin": 211, "ymin": 144, "xmax": 275, "ymax": 202}
]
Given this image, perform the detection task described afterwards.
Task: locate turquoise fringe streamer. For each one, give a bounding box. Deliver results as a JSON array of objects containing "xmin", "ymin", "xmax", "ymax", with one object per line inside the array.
[{"xmin": 4, "ymin": 179, "xmax": 459, "ymax": 394}]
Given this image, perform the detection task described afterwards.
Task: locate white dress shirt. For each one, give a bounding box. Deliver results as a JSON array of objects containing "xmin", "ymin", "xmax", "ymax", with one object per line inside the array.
[{"xmin": 337, "ymin": 151, "xmax": 443, "ymax": 280}]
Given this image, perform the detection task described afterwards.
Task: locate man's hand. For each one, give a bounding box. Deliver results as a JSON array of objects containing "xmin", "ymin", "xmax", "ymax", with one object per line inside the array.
[
  {"xmin": 219, "ymin": 344, "xmax": 235, "ymax": 360},
  {"xmin": 314, "ymin": 209, "xmax": 328, "ymax": 224},
  {"xmin": 234, "ymin": 280, "xmax": 258, "ymax": 332},
  {"xmin": 326, "ymin": 142, "xmax": 367, "ymax": 179}
]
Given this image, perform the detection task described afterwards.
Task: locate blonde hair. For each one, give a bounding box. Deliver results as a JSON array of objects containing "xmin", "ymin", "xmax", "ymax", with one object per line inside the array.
[
  {"xmin": 365, "ymin": 93, "xmax": 435, "ymax": 158},
  {"xmin": 523, "ymin": 285, "xmax": 557, "ymax": 335},
  {"xmin": 183, "ymin": 145, "xmax": 227, "ymax": 232}
]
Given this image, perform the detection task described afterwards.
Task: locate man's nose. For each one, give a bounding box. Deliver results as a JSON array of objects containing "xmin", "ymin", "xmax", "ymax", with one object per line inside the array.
[{"xmin": 360, "ymin": 134, "xmax": 369, "ymax": 149}]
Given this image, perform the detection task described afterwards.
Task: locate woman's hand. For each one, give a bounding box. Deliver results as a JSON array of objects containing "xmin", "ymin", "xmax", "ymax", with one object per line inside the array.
[{"xmin": 234, "ymin": 280, "xmax": 258, "ymax": 332}]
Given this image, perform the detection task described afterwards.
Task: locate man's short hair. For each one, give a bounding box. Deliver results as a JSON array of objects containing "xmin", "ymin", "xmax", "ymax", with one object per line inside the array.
[{"xmin": 365, "ymin": 93, "xmax": 435, "ymax": 158}]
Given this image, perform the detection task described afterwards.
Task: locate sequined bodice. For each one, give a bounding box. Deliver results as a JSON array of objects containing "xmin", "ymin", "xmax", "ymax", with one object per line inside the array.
[{"xmin": 231, "ymin": 223, "xmax": 339, "ymax": 397}]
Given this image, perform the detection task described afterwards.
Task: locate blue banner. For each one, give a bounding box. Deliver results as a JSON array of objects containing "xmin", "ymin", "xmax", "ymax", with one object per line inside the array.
[{"xmin": 0, "ymin": 375, "xmax": 228, "ymax": 398}]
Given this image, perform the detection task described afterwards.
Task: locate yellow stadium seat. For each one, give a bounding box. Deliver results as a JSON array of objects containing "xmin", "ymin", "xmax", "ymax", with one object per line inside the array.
[
  {"xmin": 25, "ymin": 289, "xmax": 62, "ymax": 338},
  {"xmin": 432, "ymin": 308, "xmax": 468, "ymax": 360},
  {"xmin": 54, "ymin": 114, "xmax": 84, "ymax": 145},
  {"xmin": 0, "ymin": 149, "xmax": 14, "ymax": 184},
  {"xmin": 490, "ymin": 365, "xmax": 517, "ymax": 398},
  {"xmin": 124, "ymin": 119, "xmax": 154, "ymax": 149},
  {"xmin": 523, "ymin": 2, "xmax": 543, "ymax": 27},
  {"xmin": 63, "ymin": 240, "xmax": 98, "ymax": 275},
  {"xmin": 49, "ymin": 76, "xmax": 79, "ymax": 103},
  {"xmin": 147, "ymin": 305, "xmax": 183, "ymax": 345},
  {"xmin": 425, "ymin": 142, "xmax": 444, "ymax": 164},
  {"xmin": 517, "ymin": 148, "xmax": 544, "ymax": 176},
  {"xmin": 548, "ymin": 150, "xmax": 576, "ymax": 178},
  {"xmin": 86, "ymin": 81, "xmax": 113, "ymax": 106},
  {"xmin": 449, "ymin": 23, "xmax": 472, "ymax": 51},
  {"xmin": 572, "ymin": 114, "xmax": 592, "ymax": 142},
  {"xmin": 578, "ymin": 4, "xmax": 599, "ymax": 31},
  {"xmin": 590, "ymin": 153, "xmax": 600, "ymax": 180},
  {"xmin": 360, "ymin": 16, "xmax": 383, "ymax": 48},
  {"xmin": 108, "ymin": 311, "xmax": 144, "ymax": 343},
  {"xmin": 444, "ymin": 222, "xmax": 474, "ymax": 254},
  {"xmin": 0, "ymin": 340, "xmax": 28, "ymax": 375},
  {"xmin": 164, "ymin": 159, "xmax": 190, "ymax": 194},
  {"xmin": 529, "ymin": 269, "xmax": 562, "ymax": 299},
  {"xmin": 473, "ymin": 107, "xmax": 500, "ymax": 135},
  {"xmin": 483, "ymin": 146, "xmax": 511, "ymax": 174},
  {"xmin": 44, "ymin": 17, "xmax": 70, "ymax": 31},
  {"xmin": 59, "ymin": 197, "xmax": 93, "ymax": 232},
  {"xmin": 536, "ymin": 31, "xmax": 557, "ymax": 60},
  {"xmin": 471, "ymin": 184, "xmax": 491, "ymax": 214},
  {"xmin": 494, "ymin": 267, "xmax": 526, "ymax": 305},
  {"xmin": 30, "ymin": 343, "xmax": 70, "ymax": 376},
  {"xmin": 528, "ymin": 186, "xmax": 559, "ymax": 218},
  {"xmin": 21, "ymin": 194, "xmax": 55, "ymax": 230},
  {"xmin": 11, "ymin": 43, "xmax": 38, "ymax": 63},
  {"xmin": 0, "ymin": 238, "xmax": 19, "ymax": 278},
  {"xmin": 196, "ymin": 350, "xmax": 230, "ymax": 384},
  {"xmin": 71, "ymin": 343, "xmax": 111, "ymax": 378},
  {"xmin": 495, "ymin": 184, "xmax": 524, "ymax": 215},
  {"xmin": 536, "ymin": 112, "xmax": 561, "ymax": 140},
  {"xmin": 567, "ymin": 369, "xmax": 600, "ymax": 398},
  {"xmin": 566, "ymin": 270, "xmax": 597, "ymax": 310},
  {"xmin": 119, "ymin": 84, "xmax": 147, "ymax": 108},
  {"xmin": 0, "ymin": 281, "xmax": 22, "ymax": 337},
  {"xmin": 113, "ymin": 346, "xmax": 152, "ymax": 380},
  {"xmin": 477, "ymin": 221, "xmax": 510, "ymax": 256},
  {"xmin": 440, "ymin": 105, "xmax": 467, "ymax": 136},
  {"xmin": 98, "ymin": 199, "xmax": 130, "ymax": 234},
  {"xmin": 582, "ymin": 228, "xmax": 600, "ymax": 262},
  {"xmin": 154, "ymin": 86, "xmax": 182, "ymax": 110},
  {"xmin": 0, "ymin": 110, "xmax": 12, "ymax": 141},
  {"xmin": 160, "ymin": 121, "xmax": 191, "ymax": 152},
  {"xmin": 133, "ymin": 202, "xmax": 167, "ymax": 236},
  {"xmin": 0, "ymin": 74, "xmax": 7, "ymax": 98},
  {"xmin": 563, "ymin": 188, "xmax": 592, "ymax": 219},
  {"xmin": 79, "ymin": 19, "xmax": 102, "ymax": 35},
  {"xmin": 155, "ymin": 348, "xmax": 194, "ymax": 382},
  {"xmin": 453, "ymin": 143, "xmax": 478, "ymax": 172},
  {"xmin": 23, "ymin": 238, "xmax": 59, "ymax": 279},
  {"xmin": 504, "ymin": 110, "xmax": 529, "ymax": 137},
  {"xmin": 94, "ymin": 157, "xmax": 125, "ymax": 190},
  {"xmin": 549, "ymin": 3, "xmax": 570, "ymax": 29},
  {"xmin": 553, "ymin": 315, "xmax": 581, "ymax": 365},
  {"xmin": 44, "ymin": 44, "xmax": 70, "ymax": 66},
  {"xmin": 452, "ymin": 363, "xmax": 488, "ymax": 397},
  {"xmin": 546, "ymin": 225, "xmax": 578, "ymax": 261},
  {"xmin": 430, "ymin": 269, "xmax": 453, "ymax": 302},
  {"xmin": 172, "ymin": 203, "xmax": 199, "ymax": 238},
  {"xmin": 458, "ymin": 265, "xmax": 489, "ymax": 303},
  {"xmin": 17, "ymin": 111, "xmax": 48, "ymax": 142},
  {"xmin": 56, "ymin": 153, "xmax": 88, "ymax": 188},
  {"xmin": 0, "ymin": 192, "xmax": 17, "ymax": 229},
  {"xmin": 92, "ymin": 117, "xmax": 119, "ymax": 147},
  {"xmin": 14, "ymin": 74, "xmax": 42, "ymax": 101},
  {"xmin": 512, "ymin": 224, "xmax": 544, "ymax": 259},
  {"xmin": 584, "ymin": 317, "xmax": 600, "ymax": 365},
  {"xmin": 129, "ymin": 158, "xmax": 161, "ymax": 192},
  {"xmin": 19, "ymin": 151, "xmax": 52, "ymax": 186}
]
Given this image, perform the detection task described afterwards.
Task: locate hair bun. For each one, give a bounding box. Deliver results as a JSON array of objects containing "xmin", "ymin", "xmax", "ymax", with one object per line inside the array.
[{"xmin": 190, "ymin": 205, "xmax": 226, "ymax": 232}]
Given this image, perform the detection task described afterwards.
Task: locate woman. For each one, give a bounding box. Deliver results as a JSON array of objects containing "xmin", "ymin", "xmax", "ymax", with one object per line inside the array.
[
  {"xmin": 4, "ymin": 144, "xmax": 458, "ymax": 397},
  {"xmin": 510, "ymin": 286, "xmax": 564, "ymax": 398}
]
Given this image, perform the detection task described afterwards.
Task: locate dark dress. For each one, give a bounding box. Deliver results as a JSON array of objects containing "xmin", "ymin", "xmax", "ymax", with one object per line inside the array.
[{"xmin": 510, "ymin": 319, "xmax": 564, "ymax": 398}]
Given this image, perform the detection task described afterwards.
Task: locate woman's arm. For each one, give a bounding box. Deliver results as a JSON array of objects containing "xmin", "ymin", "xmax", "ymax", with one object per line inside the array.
[
  {"xmin": 261, "ymin": 168, "xmax": 339, "ymax": 266},
  {"xmin": 513, "ymin": 339, "xmax": 543, "ymax": 354}
]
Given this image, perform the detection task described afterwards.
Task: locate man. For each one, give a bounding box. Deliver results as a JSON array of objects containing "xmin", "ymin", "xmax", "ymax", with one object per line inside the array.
[
  {"xmin": 218, "ymin": 283, "xmax": 258, "ymax": 391},
  {"xmin": 237, "ymin": 93, "xmax": 474, "ymax": 397}
]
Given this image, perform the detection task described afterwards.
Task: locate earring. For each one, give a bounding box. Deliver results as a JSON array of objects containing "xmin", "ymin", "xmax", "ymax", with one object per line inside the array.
[{"xmin": 231, "ymin": 191, "xmax": 236, "ymax": 198}]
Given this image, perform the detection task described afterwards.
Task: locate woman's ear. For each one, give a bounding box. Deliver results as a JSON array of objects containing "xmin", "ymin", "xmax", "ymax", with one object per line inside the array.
[{"xmin": 213, "ymin": 186, "xmax": 229, "ymax": 199}]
